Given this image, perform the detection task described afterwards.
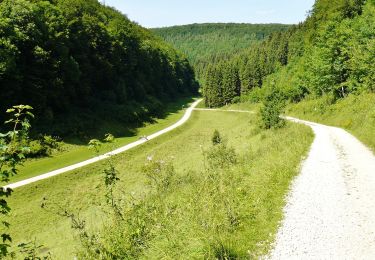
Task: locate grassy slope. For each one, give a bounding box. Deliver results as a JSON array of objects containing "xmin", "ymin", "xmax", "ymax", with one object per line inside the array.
[
  {"xmin": 8, "ymin": 111, "xmax": 313, "ymax": 259},
  {"xmin": 7, "ymin": 97, "xmax": 194, "ymax": 183},
  {"xmin": 286, "ymin": 93, "xmax": 375, "ymax": 152}
]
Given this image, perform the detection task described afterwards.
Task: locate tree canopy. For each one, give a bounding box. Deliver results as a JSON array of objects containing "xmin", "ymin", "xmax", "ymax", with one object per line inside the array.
[
  {"xmin": 0, "ymin": 0, "xmax": 198, "ymax": 136},
  {"xmin": 152, "ymin": 23, "xmax": 291, "ymax": 82},
  {"xmin": 169, "ymin": 0, "xmax": 374, "ymax": 107}
]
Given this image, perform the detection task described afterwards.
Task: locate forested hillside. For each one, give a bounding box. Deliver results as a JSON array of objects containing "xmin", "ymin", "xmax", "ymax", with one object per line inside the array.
[
  {"xmin": 202, "ymin": 0, "xmax": 374, "ymax": 107},
  {"xmin": 4, "ymin": 0, "xmax": 375, "ymax": 258},
  {"xmin": 0, "ymin": 0, "xmax": 198, "ymax": 137},
  {"xmin": 152, "ymin": 23, "xmax": 291, "ymax": 81}
]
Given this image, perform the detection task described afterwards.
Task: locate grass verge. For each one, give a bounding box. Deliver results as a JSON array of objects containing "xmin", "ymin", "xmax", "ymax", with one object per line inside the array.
[
  {"xmin": 286, "ymin": 93, "xmax": 375, "ymax": 152},
  {"xmin": 6, "ymin": 97, "xmax": 195, "ymax": 183},
  {"xmin": 8, "ymin": 110, "xmax": 313, "ymax": 259}
]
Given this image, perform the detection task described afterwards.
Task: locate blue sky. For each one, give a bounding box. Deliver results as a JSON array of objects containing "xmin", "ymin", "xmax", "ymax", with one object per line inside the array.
[{"xmin": 104, "ymin": 0, "xmax": 316, "ymax": 28}]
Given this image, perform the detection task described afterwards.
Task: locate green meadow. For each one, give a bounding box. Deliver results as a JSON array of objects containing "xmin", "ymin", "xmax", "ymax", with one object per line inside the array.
[{"xmin": 8, "ymin": 110, "xmax": 313, "ymax": 258}]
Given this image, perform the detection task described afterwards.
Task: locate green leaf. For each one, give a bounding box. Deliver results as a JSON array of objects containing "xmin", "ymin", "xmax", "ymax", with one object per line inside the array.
[
  {"xmin": 1, "ymin": 234, "xmax": 11, "ymax": 243},
  {"xmin": 26, "ymin": 111, "xmax": 35, "ymax": 118},
  {"xmin": 104, "ymin": 133, "xmax": 115, "ymax": 143},
  {"xmin": 22, "ymin": 105, "xmax": 33, "ymax": 110},
  {"xmin": 2, "ymin": 221, "xmax": 10, "ymax": 228},
  {"xmin": 17, "ymin": 154, "xmax": 25, "ymax": 160},
  {"xmin": 0, "ymin": 133, "xmax": 9, "ymax": 138}
]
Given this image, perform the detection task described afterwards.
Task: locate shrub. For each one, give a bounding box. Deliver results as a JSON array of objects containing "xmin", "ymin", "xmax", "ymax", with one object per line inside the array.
[
  {"xmin": 28, "ymin": 140, "xmax": 47, "ymax": 157},
  {"xmin": 143, "ymin": 160, "xmax": 175, "ymax": 193},
  {"xmin": 41, "ymin": 135, "xmax": 60, "ymax": 150},
  {"xmin": 26, "ymin": 135, "xmax": 61, "ymax": 158},
  {"xmin": 206, "ymin": 143, "xmax": 237, "ymax": 170},
  {"xmin": 212, "ymin": 129, "xmax": 223, "ymax": 145},
  {"xmin": 231, "ymin": 96, "xmax": 241, "ymax": 104},
  {"xmin": 0, "ymin": 105, "xmax": 34, "ymax": 257},
  {"xmin": 260, "ymin": 89, "xmax": 286, "ymax": 129}
]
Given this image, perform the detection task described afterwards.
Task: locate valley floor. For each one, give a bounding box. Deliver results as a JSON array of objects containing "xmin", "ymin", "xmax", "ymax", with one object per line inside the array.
[
  {"xmin": 8, "ymin": 97, "xmax": 195, "ymax": 183},
  {"xmin": 10, "ymin": 98, "xmax": 375, "ymax": 258},
  {"xmin": 8, "ymin": 108, "xmax": 312, "ymax": 259}
]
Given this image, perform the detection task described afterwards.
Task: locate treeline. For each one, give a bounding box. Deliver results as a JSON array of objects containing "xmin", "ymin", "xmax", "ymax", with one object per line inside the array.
[
  {"xmin": 152, "ymin": 23, "xmax": 291, "ymax": 80},
  {"xmin": 0, "ymin": 0, "xmax": 198, "ymax": 137},
  {"xmin": 204, "ymin": 31, "xmax": 291, "ymax": 106},
  {"xmin": 203, "ymin": 0, "xmax": 374, "ymax": 107}
]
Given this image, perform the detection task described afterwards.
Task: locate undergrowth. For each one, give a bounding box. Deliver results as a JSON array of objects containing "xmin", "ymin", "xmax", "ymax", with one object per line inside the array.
[
  {"xmin": 7, "ymin": 111, "xmax": 313, "ymax": 258},
  {"xmin": 287, "ymin": 93, "xmax": 375, "ymax": 152}
]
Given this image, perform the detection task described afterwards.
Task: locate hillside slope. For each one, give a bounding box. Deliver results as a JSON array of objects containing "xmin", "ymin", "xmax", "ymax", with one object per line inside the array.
[
  {"xmin": 0, "ymin": 0, "xmax": 198, "ymax": 137},
  {"xmin": 200, "ymin": 0, "xmax": 374, "ymax": 133},
  {"xmin": 9, "ymin": 110, "xmax": 313, "ymax": 258},
  {"xmin": 152, "ymin": 23, "xmax": 291, "ymax": 80}
]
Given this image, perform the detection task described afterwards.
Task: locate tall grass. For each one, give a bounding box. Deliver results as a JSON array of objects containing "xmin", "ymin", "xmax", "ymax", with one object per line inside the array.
[
  {"xmin": 287, "ymin": 93, "xmax": 375, "ymax": 152},
  {"xmin": 8, "ymin": 111, "xmax": 313, "ymax": 258}
]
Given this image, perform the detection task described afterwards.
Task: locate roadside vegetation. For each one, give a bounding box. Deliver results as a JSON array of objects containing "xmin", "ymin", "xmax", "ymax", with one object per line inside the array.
[
  {"xmin": 2, "ymin": 0, "xmax": 374, "ymax": 258},
  {"xmin": 8, "ymin": 111, "xmax": 313, "ymax": 258},
  {"xmin": 195, "ymin": 0, "xmax": 374, "ymax": 151},
  {"xmin": 7, "ymin": 97, "xmax": 195, "ymax": 183},
  {"xmin": 202, "ymin": 0, "xmax": 374, "ymax": 108},
  {"xmin": 287, "ymin": 93, "xmax": 375, "ymax": 152},
  {"xmin": 0, "ymin": 105, "xmax": 34, "ymax": 258}
]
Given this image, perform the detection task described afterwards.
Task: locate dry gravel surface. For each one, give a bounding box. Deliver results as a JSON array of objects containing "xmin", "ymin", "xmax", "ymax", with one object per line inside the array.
[{"xmin": 268, "ymin": 117, "xmax": 375, "ymax": 259}]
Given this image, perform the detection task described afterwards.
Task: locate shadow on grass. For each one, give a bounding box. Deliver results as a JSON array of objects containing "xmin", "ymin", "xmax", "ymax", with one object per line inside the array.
[
  {"xmin": 211, "ymin": 243, "xmax": 241, "ymax": 260},
  {"xmin": 33, "ymin": 95, "xmax": 197, "ymax": 145}
]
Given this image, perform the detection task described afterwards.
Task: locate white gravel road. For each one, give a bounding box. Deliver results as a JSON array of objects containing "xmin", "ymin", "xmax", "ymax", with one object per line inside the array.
[
  {"xmin": 5, "ymin": 105, "xmax": 375, "ymax": 258},
  {"xmin": 268, "ymin": 117, "xmax": 375, "ymax": 259},
  {"xmin": 3, "ymin": 99, "xmax": 202, "ymax": 190}
]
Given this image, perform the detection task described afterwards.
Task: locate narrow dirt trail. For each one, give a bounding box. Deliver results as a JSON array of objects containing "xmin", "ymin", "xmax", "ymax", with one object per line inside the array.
[{"xmin": 269, "ymin": 117, "xmax": 375, "ymax": 259}]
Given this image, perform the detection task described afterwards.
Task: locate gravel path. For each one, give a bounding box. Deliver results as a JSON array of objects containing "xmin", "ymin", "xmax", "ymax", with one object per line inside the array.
[
  {"xmin": 3, "ymin": 99, "xmax": 202, "ymax": 190},
  {"xmin": 268, "ymin": 117, "xmax": 375, "ymax": 259},
  {"xmin": 6, "ymin": 106, "xmax": 375, "ymax": 258}
]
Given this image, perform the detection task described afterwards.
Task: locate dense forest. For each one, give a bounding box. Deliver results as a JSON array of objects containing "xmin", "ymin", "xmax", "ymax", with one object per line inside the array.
[
  {"xmin": 0, "ymin": 0, "xmax": 198, "ymax": 137},
  {"xmin": 201, "ymin": 0, "xmax": 374, "ymax": 107},
  {"xmin": 2, "ymin": 0, "xmax": 375, "ymax": 259},
  {"xmin": 152, "ymin": 23, "xmax": 291, "ymax": 81}
]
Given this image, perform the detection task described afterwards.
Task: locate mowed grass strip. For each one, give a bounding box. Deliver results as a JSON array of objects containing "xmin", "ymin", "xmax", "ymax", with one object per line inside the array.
[
  {"xmin": 8, "ymin": 111, "xmax": 313, "ymax": 259},
  {"xmin": 8, "ymin": 97, "xmax": 195, "ymax": 183}
]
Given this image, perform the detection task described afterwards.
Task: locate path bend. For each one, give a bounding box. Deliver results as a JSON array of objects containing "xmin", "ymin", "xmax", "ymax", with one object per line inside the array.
[
  {"xmin": 269, "ymin": 116, "xmax": 375, "ymax": 259},
  {"xmin": 3, "ymin": 99, "xmax": 202, "ymax": 190},
  {"xmin": 195, "ymin": 109, "xmax": 375, "ymax": 258}
]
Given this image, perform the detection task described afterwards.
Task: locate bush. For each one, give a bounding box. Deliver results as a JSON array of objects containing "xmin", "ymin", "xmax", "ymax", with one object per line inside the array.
[
  {"xmin": 231, "ymin": 96, "xmax": 241, "ymax": 104},
  {"xmin": 206, "ymin": 143, "xmax": 237, "ymax": 170},
  {"xmin": 42, "ymin": 135, "xmax": 60, "ymax": 150},
  {"xmin": 27, "ymin": 135, "xmax": 61, "ymax": 158},
  {"xmin": 143, "ymin": 160, "xmax": 175, "ymax": 192},
  {"xmin": 212, "ymin": 129, "xmax": 223, "ymax": 145},
  {"xmin": 260, "ymin": 90, "xmax": 286, "ymax": 129},
  {"xmin": 28, "ymin": 140, "xmax": 47, "ymax": 157}
]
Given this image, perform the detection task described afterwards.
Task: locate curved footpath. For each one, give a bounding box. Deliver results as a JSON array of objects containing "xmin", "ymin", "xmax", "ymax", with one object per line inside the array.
[
  {"xmin": 268, "ymin": 116, "xmax": 375, "ymax": 259},
  {"xmin": 5, "ymin": 106, "xmax": 375, "ymax": 258},
  {"xmin": 3, "ymin": 99, "xmax": 202, "ymax": 190},
  {"xmin": 195, "ymin": 109, "xmax": 375, "ymax": 258}
]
